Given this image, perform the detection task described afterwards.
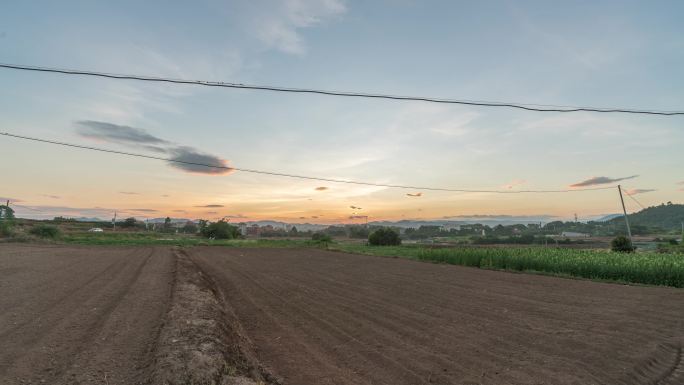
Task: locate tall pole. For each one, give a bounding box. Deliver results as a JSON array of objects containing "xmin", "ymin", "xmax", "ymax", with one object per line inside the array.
[
  {"xmin": 617, "ymin": 185, "xmax": 633, "ymax": 246},
  {"xmin": 113, "ymin": 211, "xmax": 117, "ymax": 231}
]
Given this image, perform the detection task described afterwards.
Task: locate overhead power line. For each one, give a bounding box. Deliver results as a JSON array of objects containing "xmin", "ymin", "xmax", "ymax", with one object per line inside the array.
[
  {"xmin": 625, "ymin": 191, "xmax": 646, "ymax": 210},
  {"xmin": 1, "ymin": 63, "xmax": 682, "ymax": 116},
  {"xmin": 1, "ymin": 131, "xmax": 616, "ymax": 194}
]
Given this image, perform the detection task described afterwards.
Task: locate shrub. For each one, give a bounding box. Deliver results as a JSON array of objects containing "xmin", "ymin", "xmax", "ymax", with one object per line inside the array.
[
  {"xmin": 368, "ymin": 227, "xmax": 401, "ymax": 246},
  {"xmin": 611, "ymin": 236, "xmax": 635, "ymax": 253},
  {"xmin": 312, "ymin": 232, "xmax": 332, "ymax": 243},
  {"xmin": 30, "ymin": 224, "xmax": 61, "ymax": 238},
  {"xmin": 0, "ymin": 220, "xmax": 15, "ymax": 237},
  {"xmin": 200, "ymin": 220, "xmax": 240, "ymax": 240}
]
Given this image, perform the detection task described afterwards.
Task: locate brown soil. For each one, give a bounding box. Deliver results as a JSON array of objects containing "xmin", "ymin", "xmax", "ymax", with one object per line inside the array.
[
  {"xmin": 0, "ymin": 244, "xmax": 174, "ymax": 385},
  {"xmin": 187, "ymin": 247, "xmax": 684, "ymax": 385},
  {"xmin": 2, "ymin": 244, "xmax": 683, "ymax": 385}
]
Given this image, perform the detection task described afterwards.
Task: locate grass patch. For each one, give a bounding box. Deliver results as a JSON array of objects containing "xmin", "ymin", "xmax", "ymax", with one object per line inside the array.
[
  {"xmin": 59, "ymin": 232, "xmax": 320, "ymax": 248},
  {"xmin": 329, "ymin": 243, "xmax": 684, "ymax": 288}
]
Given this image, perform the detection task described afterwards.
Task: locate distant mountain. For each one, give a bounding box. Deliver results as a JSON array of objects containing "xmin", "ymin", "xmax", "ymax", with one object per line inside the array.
[
  {"xmin": 145, "ymin": 217, "xmax": 193, "ymax": 224},
  {"xmin": 371, "ymin": 216, "xmax": 557, "ymax": 228},
  {"xmin": 594, "ymin": 214, "xmax": 622, "ymax": 222},
  {"xmin": 74, "ymin": 217, "xmax": 109, "ymax": 222},
  {"xmin": 608, "ymin": 203, "xmax": 684, "ymax": 231},
  {"xmin": 241, "ymin": 221, "xmax": 328, "ymax": 232}
]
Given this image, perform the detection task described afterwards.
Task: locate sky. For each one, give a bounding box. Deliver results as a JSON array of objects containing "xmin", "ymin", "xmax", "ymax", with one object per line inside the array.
[{"xmin": 1, "ymin": 0, "xmax": 683, "ymax": 223}]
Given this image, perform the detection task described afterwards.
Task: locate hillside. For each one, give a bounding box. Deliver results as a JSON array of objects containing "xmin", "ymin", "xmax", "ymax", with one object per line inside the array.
[{"xmin": 609, "ymin": 202, "xmax": 684, "ymax": 231}]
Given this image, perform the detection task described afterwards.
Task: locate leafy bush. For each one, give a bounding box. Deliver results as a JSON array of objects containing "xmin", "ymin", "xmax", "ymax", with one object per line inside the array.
[
  {"xmin": 200, "ymin": 220, "xmax": 240, "ymax": 240},
  {"xmin": 611, "ymin": 236, "xmax": 635, "ymax": 253},
  {"xmin": 312, "ymin": 232, "xmax": 332, "ymax": 243},
  {"xmin": 0, "ymin": 220, "xmax": 15, "ymax": 237},
  {"xmin": 29, "ymin": 224, "xmax": 61, "ymax": 238},
  {"xmin": 368, "ymin": 228, "xmax": 401, "ymax": 246}
]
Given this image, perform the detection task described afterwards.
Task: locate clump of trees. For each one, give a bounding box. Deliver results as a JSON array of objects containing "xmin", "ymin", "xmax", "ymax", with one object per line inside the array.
[
  {"xmin": 311, "ymin": 232, "xmax": 332, "ymax": 243},
  {"xmin": 368, "ymin": 227, "xmax": 401, "ymax": 246},
  {"xmin": 0, "ymin": 205, "xmax": 15, "ymax": 237},
  {"xmin": 200, "ymin": 220, "xmax": 240, "ymax": 240},
  {"xmin": 611, "ymin": 236, "xmax": 635, "ymax": 253},
  {"xmin": 29, "ymin": 224, "xmax": 61, "ymax": 239}
]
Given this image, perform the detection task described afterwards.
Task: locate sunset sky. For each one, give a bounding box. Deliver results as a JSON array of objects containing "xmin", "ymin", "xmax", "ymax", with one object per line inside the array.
[{"xmin": 1, "ymin": 1, "xmax": 683, "ymax": 223}]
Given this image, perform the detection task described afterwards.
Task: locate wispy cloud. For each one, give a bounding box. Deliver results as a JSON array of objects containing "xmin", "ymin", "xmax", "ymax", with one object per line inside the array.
[
  {"xmin": 406, "ymin": 192, "xmax": 423, "ymax": 197},
  {"xmin": 570, "ymin": 175, "xmax": 638, "ymax": 187},
  {"xmin": 126, "ymin": 208, "xmax": 158, "ymax": 212},
  {"xmin": 77, "ymin": 120, "xmax": 170, "ymax": 146},
  {"xmin": 502, "ymin": 179, "xmax": 526, "ymax": 189},
  {"xmin": 0, "ymin": 197, "xmax": 22, "ymax": 203},
  {"xmin": 625, "ymin": 189, "xmax": 656, "ymax": 196},
  {"xmin": 195, "ymin": 204, "xmax": 225, "ymax": 208},
  {"xmin": 251, "ymin": 0, "xmax": 346, "ymax": 54},
  {"xmin": 76, "ymin": 120, "xmax": 232, "ymax": 175},
  {"xmin": 42, "ymin": 195, "xmax": 61, "ymax": 199},
  {"xmin": 166, "ymin": 146, "xmax": 231, "ymax": 175},
  {"xmin": 119, "ymin": 191, "xmax": 140, "ymax": 195},
  {"xmin": 350, "ymin": 205, "xmax": 362, "ymax": 210},
  {"xmin": 315, "ymin": 186, "xmax": 329, "ymax": 191}
]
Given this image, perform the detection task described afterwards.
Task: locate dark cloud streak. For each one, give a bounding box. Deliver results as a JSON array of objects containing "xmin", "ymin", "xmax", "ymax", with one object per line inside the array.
[
  {"xmin": 76, "ymin": 120, "xmax": 232, "ymax": 176},
  {"xmin": 570, "ymin": 175, "xmax": 638, "ymax": 187}
]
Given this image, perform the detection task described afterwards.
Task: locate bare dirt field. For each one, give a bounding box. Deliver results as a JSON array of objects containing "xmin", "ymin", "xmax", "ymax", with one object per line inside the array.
[
  {"xmin": 188, "ymin": 247, "xmax": 684, "ymax": 385},
  {"xmin": 0, "ymin": 244, "xmax": 175, "ymax": 385},
  {"xmin": 1, "ymin": 244, "xmax": 683, "ymax": 385}
]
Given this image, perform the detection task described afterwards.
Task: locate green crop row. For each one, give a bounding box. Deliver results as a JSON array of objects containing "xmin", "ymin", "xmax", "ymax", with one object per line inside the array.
[{"xmin": 331, "ymin": 244, "xmax": 684, "ymax": 288}]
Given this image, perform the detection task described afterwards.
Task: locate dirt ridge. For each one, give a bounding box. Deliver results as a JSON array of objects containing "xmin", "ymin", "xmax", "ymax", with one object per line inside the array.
[
  {"xmin": 151, "ymin": 248, "xmax": 267, "ymax": 385},
  {"xmin": 620, "ymin": 341, "xmax": 684, "ymax": 385}
]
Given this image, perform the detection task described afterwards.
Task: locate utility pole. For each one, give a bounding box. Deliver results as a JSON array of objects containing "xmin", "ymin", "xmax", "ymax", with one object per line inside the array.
[
  {"xmin": 113, "ymin": 211, "xmax": 117, "ymax": 231},
  {"xmin": 617, "ymin": 185, "xmax": 633, "ymax": 247}
]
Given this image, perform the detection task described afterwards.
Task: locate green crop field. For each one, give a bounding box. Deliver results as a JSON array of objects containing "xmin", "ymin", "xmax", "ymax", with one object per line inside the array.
[{"xmin": 330, "ymin": 243, "xmax": 684, "ymax": 288}]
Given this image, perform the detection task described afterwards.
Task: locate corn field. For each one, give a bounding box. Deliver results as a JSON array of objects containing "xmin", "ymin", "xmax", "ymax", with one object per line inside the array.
[{"xmin": 333, "ymin": 244, "xmax": 684, "ymax": 288}]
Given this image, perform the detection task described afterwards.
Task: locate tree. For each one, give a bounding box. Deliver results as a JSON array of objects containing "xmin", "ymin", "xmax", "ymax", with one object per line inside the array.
[
  {"xmin": 312, "ymin": 232, "xmax": 332, "ymax": 243},
  {"xmin": 30, "ymin": 224, "xmax": 61, "ymax": 238},
  {"xmin": 368, "ymin": 227, "xmax": 401, "ymax": 246},
  {"xmin": 200, "ymin": 220, "xmax": 240, "ymax": 239},
  {"xmin": 182, "ymin": 221, "xmax": 198, "ymax": 234},
  {"xmin": 611, "ymin": 236, "xmax": 635, "ymax": 253},
  {"xmin": 0, "ymin": 205, "xmax": 15, "ymax": 220},
  {"xmin": 289, "ymin": 226, "xmax": 299, "ymax": 235},
  {"xmin": 121, "ymin": 217, "xmax": 137, "ymax": 228}
]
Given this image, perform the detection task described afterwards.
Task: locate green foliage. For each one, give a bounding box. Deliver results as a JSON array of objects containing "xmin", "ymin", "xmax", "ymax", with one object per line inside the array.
[
  {"xmin": 331, "ymin": 244, "xmax": 684, "ymax": 288},
  {"xmin": 368, "ymin": 227, "xmax": 401, "ymax": 246},
  {"xmin": 200, "ymin": 220, "xmax": 240, "ymax": 240},
  {"xmin": 0, "ymin": 205, "xmax": 15, "ymax": 220},
  {"xmin": 608, "ymin": 203, "xmax": 684, "ymax": 232},
  {"xmin": 611, "ymin": 236, "xmax": 635, "ymax": 253},
  {"xmin": 348, "ymin": 225, "xmax": 370, "ymax": 239},
  {"xmin": 181, "ymin": 222, "xmax": 198, "ymax": 234},
  {"xmin": 29, "ymin": 224, "xmax": 61, "ymax": 238},
  {"xmin": 312, "ymin": 232, "xmax": 332, "ymax": 243},
  {"xmin": 0, "ymin": 220, "xmax": 15, "ymax": 237}
]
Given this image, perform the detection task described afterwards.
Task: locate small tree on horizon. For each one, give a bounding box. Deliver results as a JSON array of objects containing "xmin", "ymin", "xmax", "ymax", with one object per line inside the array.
[{"xmin": 368, "ymin": 227, "xmax": 401, "ymax": 246}]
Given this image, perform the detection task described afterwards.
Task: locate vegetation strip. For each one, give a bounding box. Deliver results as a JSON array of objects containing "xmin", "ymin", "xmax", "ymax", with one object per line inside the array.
[{"xmin": 329, "ymin": 244, "xmax": 684, "ymax": 288}]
